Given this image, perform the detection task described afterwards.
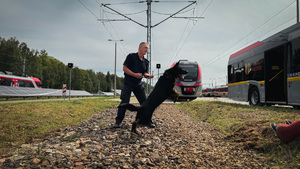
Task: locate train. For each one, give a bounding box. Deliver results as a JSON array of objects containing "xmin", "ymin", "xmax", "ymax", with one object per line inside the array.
[
  {"xmin": 202, "ymin": 86, "xmax": 228, "ymax": 97},
  {"xmin": 172, "ymin": 60, "xmax": 202, "ymax": 100},
  {"xmin": 0, "ymin": 73, "xmax": 41, "ymax": 88}
]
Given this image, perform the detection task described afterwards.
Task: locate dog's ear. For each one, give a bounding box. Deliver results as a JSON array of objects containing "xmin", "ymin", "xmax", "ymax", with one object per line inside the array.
[
  {"xmin": 180, "ymin": 68, "xmax": 188, "ymax": 75},
  {"xmin": 174, "ymin": 62, "xmax": 180, "ymax": 67}
]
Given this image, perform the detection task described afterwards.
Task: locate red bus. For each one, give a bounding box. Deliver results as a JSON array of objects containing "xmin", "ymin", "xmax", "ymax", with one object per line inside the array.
[{"xmin": 0, "ymin": 74, "xmax": 41, "ymax": 88}]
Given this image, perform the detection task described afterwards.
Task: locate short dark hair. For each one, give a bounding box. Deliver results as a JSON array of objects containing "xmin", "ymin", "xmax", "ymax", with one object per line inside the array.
[{"xmin": 139, "ymin": 42, "xmax": 147, "ymax": 47}]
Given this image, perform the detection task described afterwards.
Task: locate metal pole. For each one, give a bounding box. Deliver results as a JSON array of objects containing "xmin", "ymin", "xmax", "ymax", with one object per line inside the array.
[
  {"xmin": 69, "ymin": 68, "xmax": 71, "ymax": 101},
  {"xmin": 114, "ymin": 41, "xmax": 117, "ymax": 98},
  {"xmin": 22, "ymin": 59, "xmax": 25, "ymax": 77},
  {"xmin": 297, "ymin": 0, "xmax": 299, "ymax": 23},
  {"xmin": 146, "ymin": 0, "xmax": 151, "ymax": 95},
  {"xmin": 108, "ymin": 39, "xmax": 123, "ymax": 98}
]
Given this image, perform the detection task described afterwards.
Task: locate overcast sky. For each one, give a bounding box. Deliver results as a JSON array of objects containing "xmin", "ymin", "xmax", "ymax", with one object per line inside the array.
[{"xmin": 0, "ymin": 0, "xmax": 297, "ymax": 87}]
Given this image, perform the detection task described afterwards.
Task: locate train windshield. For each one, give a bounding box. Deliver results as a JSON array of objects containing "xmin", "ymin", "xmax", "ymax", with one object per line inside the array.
[
  {"xmin": 36, "ymin": 82, "xmax": 42, "ymax": 88},
  {"xmin": 179, "ymin": 64, "xmax": 198, "ymax": 81}
]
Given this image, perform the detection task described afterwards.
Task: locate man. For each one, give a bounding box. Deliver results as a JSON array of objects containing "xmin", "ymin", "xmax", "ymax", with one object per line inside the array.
[{"xmin": 114, "ymin": 42, "xmax": 154, "ymax": 128}]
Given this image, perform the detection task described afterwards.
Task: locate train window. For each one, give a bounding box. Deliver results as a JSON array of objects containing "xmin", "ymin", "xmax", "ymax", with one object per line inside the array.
[
  {"xmin": 19, "ymin": 80, "xmax": 25, "ymax": 87},
  {"xmin": 18, "ymin": 80, "xmax": 34, "ymax": 87},
  {"xmin": 180, "ymin": 64, "xmax": 198, "ymax": 81},
  {"xmin": 36, "ymin": 82, "xmax": 42, "ymax": 88},
  {"xmin": 0, "ymin": 78, "xmax": 12, "ymax": 86},
  {"xmin": 23, "ymin": 80, "xmax": 34, "ymax": 88}
]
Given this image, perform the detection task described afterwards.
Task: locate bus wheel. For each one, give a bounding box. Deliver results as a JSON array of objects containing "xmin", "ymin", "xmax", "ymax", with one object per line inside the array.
[{"xmin": 249, "ymin": 87, "xmax": 260, "ymax": 106}]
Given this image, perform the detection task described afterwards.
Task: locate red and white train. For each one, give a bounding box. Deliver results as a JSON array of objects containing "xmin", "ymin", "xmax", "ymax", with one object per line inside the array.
[{"xmin": 0, "ymin": 74, "xmax": 41, "ymax": 88}]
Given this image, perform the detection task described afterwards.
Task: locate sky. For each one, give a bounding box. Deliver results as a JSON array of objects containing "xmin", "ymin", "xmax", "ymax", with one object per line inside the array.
[{"xmin": 0, "ymin": 0, "xmax": 297, "ymax": 88}]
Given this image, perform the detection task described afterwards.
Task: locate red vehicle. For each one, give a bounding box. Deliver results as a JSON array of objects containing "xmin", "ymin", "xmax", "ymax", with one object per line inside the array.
[
  {"xmin": 211, "ymin": 86, "xmax": 228, "ymax": 97},
  {"xmin": 202, "ymin": 88, "xmax": 212, "ymax": 97},
  {"xmin": 0, "ymin": 74, "xmax": 41, "ymax": 88}
]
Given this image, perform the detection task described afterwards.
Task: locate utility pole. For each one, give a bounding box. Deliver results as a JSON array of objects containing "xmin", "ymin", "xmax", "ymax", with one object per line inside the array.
[
  {"xmin": 146, "ymin": 0, "xmax": 152, "ymax": 93},
  {"xmin": 108, "ymin": 39, "xmax": 124, "ymax": 98},
  {"xmin": 297, "ymin": 0, "xmax": 299, "ymax": 23},
  {"xmin": 100, "ymin": 1, "xmax": 203, "ymax": 94},
  {"xmin": 68, "ymin": 63, "xmax": 73, "ymax": 101},
  {"xmin": 22, "ymin": 59, "xmax": 26, "ymax": 77}
]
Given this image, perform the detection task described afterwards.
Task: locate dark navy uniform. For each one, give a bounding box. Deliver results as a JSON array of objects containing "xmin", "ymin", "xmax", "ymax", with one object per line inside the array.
[{"xmin": 115, "ymin": 53, "xmax": 149, "ymax": 124}]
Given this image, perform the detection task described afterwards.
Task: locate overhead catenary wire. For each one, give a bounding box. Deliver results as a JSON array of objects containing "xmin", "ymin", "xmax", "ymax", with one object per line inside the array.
[
  {"xmin": 201, "ymin": 0, "xmax": 295, "ymax": 68},
  {"xmin": 201, "ymin": 0, "xmax": 296, "ymax": 86},
  {"xmin": 78, "ymin": 0, "xmax": 98, "ymax": 19},
  {"xmin": 168, "ymin": 0, "xmax": 213, "ymax": 65},
  {"xmin": 103, "ymin": 9, "xmax": 147, "ymax": 16},
  {"xmin": 102, "ymin": 6, "xmax": 128, "ymax": 55},
  {"xmin": 202, "ymin": 16, "xmax": 295, "ymax": 84},
  {"xmin": 78, "ymin": 0, "xmax": 128, "ymax": 57}
]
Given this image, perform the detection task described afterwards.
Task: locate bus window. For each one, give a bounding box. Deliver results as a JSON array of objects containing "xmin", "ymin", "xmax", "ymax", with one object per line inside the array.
[
  {"xmin": 244, "ymin": 55, "xmax": 264, "ymax": 81},
  {"xmin": 291, "ymin": 37, "xmax": 300, "ymax": 73},
  {"xmin": 235, "ymin": 62, "xmax": 244, "ymax": 82},
  {"xmin": 228, "ymin": 65, "xmax": 232, "ymax": 83}
]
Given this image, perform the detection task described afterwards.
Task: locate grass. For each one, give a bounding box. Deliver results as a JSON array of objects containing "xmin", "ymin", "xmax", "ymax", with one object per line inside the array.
[
  {"xmin": 176, "ymin": 100, "xmax": 300, "ymax": 168},
  {"xmin": 0, "ymin": 97, "xmax": 119, "ymax": 156}
]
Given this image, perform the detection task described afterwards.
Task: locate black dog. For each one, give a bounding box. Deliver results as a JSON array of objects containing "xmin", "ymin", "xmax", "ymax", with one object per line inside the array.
[{"xmin": 118, "ymin": 62, "xmax": 188, "ymax": 134}]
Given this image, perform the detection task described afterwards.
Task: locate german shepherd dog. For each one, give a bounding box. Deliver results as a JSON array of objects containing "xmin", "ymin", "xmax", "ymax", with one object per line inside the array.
[{"xmin": 118, "ymin": 62, "xmax": 188, "ymax": 134}]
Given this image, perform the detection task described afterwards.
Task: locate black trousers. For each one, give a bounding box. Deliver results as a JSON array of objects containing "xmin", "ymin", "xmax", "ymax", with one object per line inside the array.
[{"xmin": 115, "ymin": 81, "xmax": 146, "ymax": 124}]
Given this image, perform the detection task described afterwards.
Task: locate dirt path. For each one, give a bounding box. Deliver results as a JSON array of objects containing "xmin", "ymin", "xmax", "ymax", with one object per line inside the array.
[{"xmin": 0, "ymin": 104, "xmax": 268, "ymax": 168}]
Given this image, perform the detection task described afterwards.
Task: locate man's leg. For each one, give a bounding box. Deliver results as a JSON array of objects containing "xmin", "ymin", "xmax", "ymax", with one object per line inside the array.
[
  {"xmin": 133, "ymin": 83, "xmax": 147, "ymax": 105},
  {"xmin": 115, "ymin": 84, "xmax": 132, "ymax": 127},
  {"xmin": 277, "ymin": 120, "xmax": 300, "ymax": 143}
]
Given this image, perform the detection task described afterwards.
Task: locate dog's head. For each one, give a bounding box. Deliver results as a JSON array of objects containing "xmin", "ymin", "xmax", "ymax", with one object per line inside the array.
[{"xmin": 164, "ymin": 62, "xmax": 188, "ymax": 80}]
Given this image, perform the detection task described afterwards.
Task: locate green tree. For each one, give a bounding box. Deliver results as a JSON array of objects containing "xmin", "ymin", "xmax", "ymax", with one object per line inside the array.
[
  {"xmin": 0, "ymin": 37, "xmax": 22, "ymax": 74},
  {"xmin": 0, "ymin": 36, "xmax": 126, "ymax": 92},
  {"xmin": 71, "ymin": 67, "xmax": 84, "ymax": 90},
  {"xmin": 97, "ymin": 72, "xmax": 107, "ymax": 92}
]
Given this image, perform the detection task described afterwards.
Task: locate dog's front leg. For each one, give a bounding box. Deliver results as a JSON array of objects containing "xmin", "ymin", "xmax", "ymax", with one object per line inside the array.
[{"xmin": 170, "ymin": 89, "xmax": 179, "ymax": 103}]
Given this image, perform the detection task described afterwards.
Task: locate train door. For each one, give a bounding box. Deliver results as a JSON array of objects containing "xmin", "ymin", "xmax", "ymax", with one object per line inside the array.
[{"xmin": 264, "ymin": 45, "xmax": 286, "ymax": 103}]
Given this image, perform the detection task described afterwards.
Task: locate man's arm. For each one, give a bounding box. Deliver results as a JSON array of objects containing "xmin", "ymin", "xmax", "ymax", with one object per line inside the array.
[{"xmin": 123, "ymin": 65, "xmax": 143, "ymax": 79}]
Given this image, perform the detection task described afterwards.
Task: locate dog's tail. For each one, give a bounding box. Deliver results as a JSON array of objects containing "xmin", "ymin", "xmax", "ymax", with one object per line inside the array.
[{"xmin": 118, "ymin": 103, "xmax": 140, "ymax": 111}]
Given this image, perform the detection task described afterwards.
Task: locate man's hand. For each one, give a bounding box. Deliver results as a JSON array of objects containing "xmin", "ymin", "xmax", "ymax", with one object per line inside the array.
[
  {"xmin": 144, "ymin": 74, "xmax": 154, "ymax": 79},
  {"xmin": 135, "ymin": 73, "xmax": 143, "ymax": 79}
]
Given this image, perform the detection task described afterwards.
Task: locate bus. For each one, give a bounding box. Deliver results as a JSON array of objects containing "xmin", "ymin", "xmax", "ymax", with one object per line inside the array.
[
  {"xmin": 172, "ymin": 60, "xmax": 202, "ymax": 100},
  {"xmin": 227, "ymin": 22, "xmax": 300, "ymax": 108},
  {"xmin": 211, "ymin": 86, "xmax": 228, "ymax": 97},
  {"xmin": 0, "ymin": 74, "xmax": 41, "ymax": 88}
]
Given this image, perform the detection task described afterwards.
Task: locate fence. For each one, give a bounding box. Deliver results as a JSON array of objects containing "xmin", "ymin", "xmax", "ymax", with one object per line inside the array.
[{"xmin": 0, "ymin": 86, "xmax": 92, "ymax": 99}]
